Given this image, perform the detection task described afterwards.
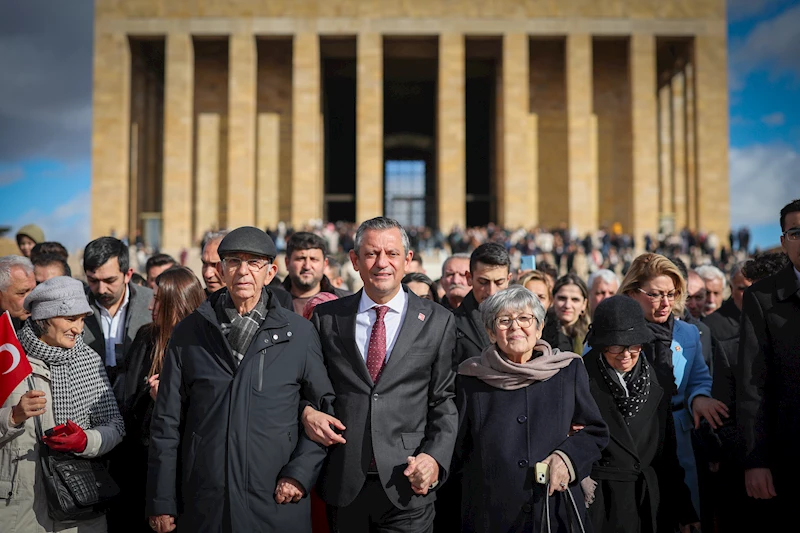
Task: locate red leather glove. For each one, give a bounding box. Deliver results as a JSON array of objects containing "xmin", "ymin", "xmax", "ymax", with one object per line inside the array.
[{"xmin": 43, "ymin": 420, "xmax": 87, "ymax": 453}]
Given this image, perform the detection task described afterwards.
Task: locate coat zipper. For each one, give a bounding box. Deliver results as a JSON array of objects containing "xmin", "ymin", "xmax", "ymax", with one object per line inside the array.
[{"xmin": 257, "ymin": 351, "xmax": 265, "ymax": 392}]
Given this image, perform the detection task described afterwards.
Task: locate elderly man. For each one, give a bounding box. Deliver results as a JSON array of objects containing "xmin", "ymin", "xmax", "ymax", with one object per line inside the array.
[
  {"xmin": 439, "ymin": 253, "xmax": 471, "ymax": 311},
  {"xmin": 82, "ymin": 237, "xmax": 153, "ymax": 391},
  {"xmin": 31, "ymin": 253, "xmax": 71, "ymax": 284},
  {"xmin": 282, "ymin": 232, "xmax": 350, "ymax": 315},
  {"xmin": 587, "ymin": 269, "xmax": 619, "ymax": 318},
  {"xmin": 696, "ymin": 265, "xmax": 726, "ymax": 315},
  {"xmin": 147, "ymin": 226, "xmax": 335, "ymax": 533},
  {"xmin": 145, "ymin": 253, "xmax": 176, "ymax": 290},
  {"xmin": 201, "ymin": 231, "xmax": 227, "ymax": 294},
  {"xmin": 303, "ymin": 217, "xmax": 457, "ymax": 532},
  {"xmin": 0, "ymin": 255, "xmax": 36, "ymax": 331},
  {"xmin": 686, "ymin": 270, "xmax": 708, "ymax": 319}
]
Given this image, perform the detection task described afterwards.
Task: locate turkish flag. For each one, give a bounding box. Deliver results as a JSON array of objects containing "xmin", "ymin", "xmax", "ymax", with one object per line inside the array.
[{"xmin": 0, "ymin": 311, "xmax": 32, "ymax": 406}]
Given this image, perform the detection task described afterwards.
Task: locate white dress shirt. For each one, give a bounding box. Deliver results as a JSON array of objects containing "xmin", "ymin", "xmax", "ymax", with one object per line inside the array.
[
  {"xmin": 355, "ymin": 288, "xmax": 408, "ymax": 363},
  {"xmin": 98, "ymin": 286, "xmax": 130, "ymax": 367}
]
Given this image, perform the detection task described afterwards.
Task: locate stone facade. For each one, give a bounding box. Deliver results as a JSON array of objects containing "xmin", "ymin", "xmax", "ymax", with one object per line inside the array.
[{"xmin": 90, "ymin": 0, "xmax": 729, "ymax": 252}]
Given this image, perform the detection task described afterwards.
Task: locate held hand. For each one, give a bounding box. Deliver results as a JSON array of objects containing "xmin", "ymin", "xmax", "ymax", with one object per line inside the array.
[
  {"xmin": 274, "ymin": 477, "xmax": 305, "ymax": 504},
  {"xmin": 301, "ymin": 406, "xmax": 346, "ymax": 446},
  {"xmin": 691, "ymin": 395, "xmax": 729, "ymax": 430},
  {"xmin": 148, "ymin": 514, "xmax": 176, "ymax": 532},
  {"xmin": 11, "ymin": 390, "xmax": 47, "ymax": 425},
  {"xmin": 43, "ymin": 420, "xmax": 87, "ymax": 453},
  {"xmin": 568, "ymin": 423, "xmax": 584, "ymax": 436},
  {"xmin": 745, "ymin": 468, "xmax": 777, "ymax": 499},
  {"xmin": 148, "ymin": 374, "xmax": 160, "ymax": 401},
  {"xmin": 404, "ymin": 453, "xmax": 440, "ymax": 495},
  {"xmin": 679, "ymin": 521, "xmax": 701, "ymax": 533},
  {"xmin": 542, "ymin": 454, "xmax": 570, "ymax": 496}
]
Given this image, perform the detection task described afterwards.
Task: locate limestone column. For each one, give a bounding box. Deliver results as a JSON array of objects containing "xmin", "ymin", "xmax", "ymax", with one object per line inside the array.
[
  {"xmin": 227, "ymin": 33, "xmax": 257, "ymax": 230},
  {"xmin": 195, "ymin": 113, "xmax": 220, "ymax": 239},
  {"xmin": 629, "ymin": 34, "xmax": 659, "ymax": 248},
  {"xmin": 292, "ymin": 33, "xmax": 323, "ymax": 226},
  {"xmin": 437, "ymin": 33, "xmax": 465, "ymax": 231},
  {"xmin": 256, "ymin": 113, "xmax": 280, "ymax": 229},
  {"xmin": 694, "ymin": 34, "xmax": 729, "ymax": 240},
  {"xmin": 672, "ymin": 69, "xmax": 687, "ymax": 229},
  {"xmin": 161, "ymin": 33, "xmax": 194, "ymax": 251},
  {"xmin": 566, "ymin": 33, "xmax": 597, "ymax": 234},
  {"xmin": 658, "ymin": 82, "xmax": 673, "ymax": 222},
  {"xmin": 356, "ymin": 32, "xmax": 383, "ymax": 223},
  {"xmin": 685, "ymin": 63, "xmax": 698, "ymax": 229},
  {"xmin": 497, "ymin": 33, "xmax": 532, "ymax": 228},
  {"xmin": 90, "ymin": 33, "xmax": 131, "ymax": 239}
]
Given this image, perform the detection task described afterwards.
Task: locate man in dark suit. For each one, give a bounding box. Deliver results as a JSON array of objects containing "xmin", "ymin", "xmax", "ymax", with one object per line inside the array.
[
  {"xmin": 737, "ymin": 198, "xmax": 800, "ymax": 525},
  {"xmin": 303, "ymin": 217, "xmax": 457, "ymax": 532},
  {"xmin": 81, "ymin": 236, "xmax": 152, "ymax": 398}
]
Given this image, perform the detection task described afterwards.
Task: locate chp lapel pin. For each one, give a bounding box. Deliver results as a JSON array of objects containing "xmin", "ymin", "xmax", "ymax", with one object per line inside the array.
[{"xmin": 418, "ymin": 313, "xmax": 425, "ymax": 322}]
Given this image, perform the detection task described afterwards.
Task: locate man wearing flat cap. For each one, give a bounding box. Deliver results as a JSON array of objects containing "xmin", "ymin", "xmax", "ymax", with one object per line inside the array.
[{"xmin": 146, "ymin": 226, "xmax": 336, "ymax": 533}]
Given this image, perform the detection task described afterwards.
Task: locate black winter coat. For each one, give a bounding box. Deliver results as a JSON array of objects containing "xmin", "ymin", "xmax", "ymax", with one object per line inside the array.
[
  {"xmin": 455, "ymin": 358, "xmax": 608, "ymax": 533},
  {"xmin": 146, "ymin": 288, "xmax": 336, "ymax": 533},
  {"xmin": 585, "ymin": 349, "xmax": 697, "ymax": 533},
  {"xmin": 453, "ymin": 291, "xmax": 490, "ymax": 367}
]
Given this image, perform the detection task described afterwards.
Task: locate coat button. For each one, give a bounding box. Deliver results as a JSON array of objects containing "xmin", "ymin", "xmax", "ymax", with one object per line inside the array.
[
  {"xmin": 273, "ymin": 334, "xmax": 279, "ymax": 340},
  {"xmin": 517, "ymin": 415, "xmax": 527, "ymax": 423},
  {"xmin": 373, "ymin": 394, "xmax": 379, "ymax": 401},
  {"xmin": 518, "ymin": 459, "xmax": 529, "ymax": 468},
  {"xmin": 522, "ymin": 503, "xmax": 532, "ymax": 513},
  {"xmin": 287, "ymin": 331, "xmax": 292, "ymax": 337},
  {"xmin": 634, "ymin": 462, "xmax": 641, "ymax": 471}
]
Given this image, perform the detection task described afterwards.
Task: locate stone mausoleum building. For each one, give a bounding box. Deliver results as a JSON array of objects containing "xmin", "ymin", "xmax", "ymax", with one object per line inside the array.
[{"xmin": 90, "ymin": 0, "xmax": 729, "ymax": 251}]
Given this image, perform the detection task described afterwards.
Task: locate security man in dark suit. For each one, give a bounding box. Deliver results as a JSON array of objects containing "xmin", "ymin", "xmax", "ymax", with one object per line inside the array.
[
  {"xmin": 303, "ymin": 217, "xmax": 458, "ymax": 532},
  {"xmin": 738, "ymin": 198, "xmax": 800, "ymax": 527}
]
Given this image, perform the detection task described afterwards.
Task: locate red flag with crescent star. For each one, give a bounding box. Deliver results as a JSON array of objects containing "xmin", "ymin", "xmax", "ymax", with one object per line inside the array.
[{"xmin": 0, "ymin": 311, "xmax": 32, "ymax": 406}]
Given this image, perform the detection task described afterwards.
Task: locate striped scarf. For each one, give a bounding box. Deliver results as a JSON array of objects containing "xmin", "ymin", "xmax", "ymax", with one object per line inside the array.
[{"xmin": 214, "ymin": 288, "xmax": 268, "ymax": 365}]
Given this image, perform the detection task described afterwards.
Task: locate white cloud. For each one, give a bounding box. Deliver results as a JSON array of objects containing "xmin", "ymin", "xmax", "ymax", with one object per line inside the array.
[
  {"xmin": 11, "ymin": 191, "xmax": 90, "ymax": 253},
  {"xmin": 0, "ymin": 166, "xmax": 23, "ymax": 186},
  {"xmin": 760, "ymin": 112, "xmax": 786, "ymax": 126},
  {"xmin": 730, "ymin": 143, "xmax": 800, "ymax": 226},
  {"xmin": 732, "ymin": 4, "xmax": 800, "ymax": 81}
]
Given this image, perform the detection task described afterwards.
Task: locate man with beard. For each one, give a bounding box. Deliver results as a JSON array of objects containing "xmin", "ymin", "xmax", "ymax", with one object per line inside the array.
[
  {"xmin": 282, "ymin": 232, "xmax": 350, "ymax": 315},
  {"xmin": 439, "ymin": 253, "xmax": 471, "ymax": 311},
  {"xmin": 82, "ymin": 236, "xmax": 153, "ymax": 393},
  {"xmin": 0, "ymin": 255, "xmax": 36, "ymax": 331}
]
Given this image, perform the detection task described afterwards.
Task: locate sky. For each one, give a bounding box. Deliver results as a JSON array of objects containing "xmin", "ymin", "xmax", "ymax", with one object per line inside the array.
[{"xmin": 0, "ymin": 1, "xmax": 798, "ymax": 253}]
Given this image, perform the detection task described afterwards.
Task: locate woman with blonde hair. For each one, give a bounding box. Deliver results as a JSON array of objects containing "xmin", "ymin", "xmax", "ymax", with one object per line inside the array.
[
  {"xmin": 517, "ymin": 270, "xmax": 552, "ymax": 310},
  {"xmin": 110, "ymin": 267, "xmax": 205, "ymax": 531},
  {"xmin": 617, "ymin": 253, "xmax": 728, "ymax": 522}
]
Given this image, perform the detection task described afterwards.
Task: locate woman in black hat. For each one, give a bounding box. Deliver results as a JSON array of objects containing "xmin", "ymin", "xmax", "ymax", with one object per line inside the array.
[{"xmin": 585, "ymin": 295, "xmax": 697, "ymax": 533}]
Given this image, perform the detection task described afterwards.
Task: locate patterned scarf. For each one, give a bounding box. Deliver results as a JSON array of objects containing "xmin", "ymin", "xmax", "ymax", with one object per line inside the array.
[
  {"xmin": 597, "ymin": 349, "xmax": 651, "ymax": 424},
  {"xmin": 18, "ymin": 322, "xmax": 124, "ymax": 436},
  {"xmin": 215, "ymin": 288, "xmax": 268, "ymax": 365}
]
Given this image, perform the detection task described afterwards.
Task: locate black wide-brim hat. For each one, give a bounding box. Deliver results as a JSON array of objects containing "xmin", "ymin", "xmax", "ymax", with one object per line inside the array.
[
  {"xmin": 586, "ymin": 295, "xmax": 655, "ymax": 348},
  {"xmin": 217, "ymin": 226, "xmax": 278, "ymax": 259}
]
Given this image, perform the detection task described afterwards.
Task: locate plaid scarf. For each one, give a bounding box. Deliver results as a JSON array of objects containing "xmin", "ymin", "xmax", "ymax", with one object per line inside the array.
[
  {"xmin": 215, "ymin": 288, "xmax": 268, "ymax": 365},
  {"xmin": 18, "ymin": 322, "xmax": 124, "ymax": 437},
  {"xmin": 597, "ymin": 350, "xmax": 651, "ymax": 424}
]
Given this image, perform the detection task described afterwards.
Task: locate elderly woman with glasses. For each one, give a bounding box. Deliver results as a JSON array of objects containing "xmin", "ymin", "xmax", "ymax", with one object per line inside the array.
[
  {"xmin": 584, "ymin": 296, "xmax": 697, "ymax": 533},
  {"xmin": 455, "ymin": 286, "xmax": 608, "ymax": 533},
  {"xmin": 618, "ymin": 253, "xmax": 728, "ymax": 520}
]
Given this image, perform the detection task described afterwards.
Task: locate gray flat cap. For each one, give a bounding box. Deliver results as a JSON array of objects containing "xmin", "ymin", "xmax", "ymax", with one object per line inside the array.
[
  {"xmin": 24, "ymin": 276, "xmax": 93, "ymax": 321},
  {"xmin": 217, "ymin": 226, "xmax": 277, "ymax": 259}
]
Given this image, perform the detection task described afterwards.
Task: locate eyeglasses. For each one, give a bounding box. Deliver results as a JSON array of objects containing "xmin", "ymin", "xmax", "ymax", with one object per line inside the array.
[
  {"xmin": 783, "ymin": 228, "xmax": 800, "ymax": 241},
  {"xmin": 605, "ymin": 345, "xmax": 643, "ymax": 355},
  {"xmin": 495, "ymin": 314, "xmax": 535, "ymax": 330},
  {"xmin": 637, "ymin": 288, "xmax": 677, "ymax": 302},
  {"xmin": 222, "ymin": 257, "xmax": 270, "ymax": 272}
]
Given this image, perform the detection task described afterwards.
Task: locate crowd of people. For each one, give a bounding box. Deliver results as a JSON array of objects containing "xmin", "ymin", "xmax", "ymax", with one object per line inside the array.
[{"xmin": 0, "ymin": 198, "xmax": 797, "ymax": 533}]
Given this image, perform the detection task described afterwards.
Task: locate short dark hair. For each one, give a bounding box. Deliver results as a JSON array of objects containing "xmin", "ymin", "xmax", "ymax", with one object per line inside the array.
[
  {"xmin": 780, "ymin": 199, "xmax": 800, "ymax": 231},
  {"xmin": 146, "ymin": 253, "xmax": 176, "ymax": 273},
  {"xmin": 411, "ymin": 252, "xmax": 423, "ymax": 265},
  {"xmin": 30, "ymin": 242, "xmax": 69, "ymax": 261},
  {"xmin": 668, "ymin": 256, "xmax": 689, "ymax": 281},
  {"xmin": 402, "ymin": 272, "xmax": 440, "ymax": 304},
  {"xmin": 31, "ymin": 253, "xmax": 71, "ymax": 277},
  {"xmin": 83, "ymin": 236, "xmax": 129, "ymax": 273},
  {"xmin": 326, "ymin": 256, "xmax": 341, "ymax": 278},
  {"xmin": 742, "ymin": 252, "xmax": 790, "ymax": 282},
  {"xmin": 469, "ymin": 242, "xmax": 510, "ymax": 273},
  {"xmin": 286, "ymin": 232, "xmax": 328, "ymax": 258},
  {"xmin": 130, "ymin": 272, "xmax": 148, "ymax": 287},
  {"xmin": 537, "ymin": 261, "xmax": 558, "ymax": 280}
]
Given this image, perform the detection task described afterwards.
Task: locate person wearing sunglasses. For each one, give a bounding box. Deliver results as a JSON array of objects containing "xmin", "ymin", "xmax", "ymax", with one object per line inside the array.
[
  {"xmin": 584, "ymin": 295, "xmax": 697, "ymax": 533},
  {"xmin": 737, "ymin": 198, "xmax": 800, "ymax": 528},
  {"xmin": 618, "ymin": 253, "xmax": 728, "ymax": 522}
]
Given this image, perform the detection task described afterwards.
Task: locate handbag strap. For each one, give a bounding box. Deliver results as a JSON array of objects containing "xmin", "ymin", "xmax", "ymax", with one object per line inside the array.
[
  {"xmin": 543, "ymin": 482, "xmax": 586, "ymax": 533},
  {"xmin": 25, "ymin": 375, "xmax": 45, "ymax": 443}
]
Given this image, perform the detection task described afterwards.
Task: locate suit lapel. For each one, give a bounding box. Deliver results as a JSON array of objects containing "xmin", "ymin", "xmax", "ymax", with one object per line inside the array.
[
  {"xmin": 335, "ymin": 291, "xmax": 374, "ymax": 386},
  {"xmin": 380, "ymin": 288, "xmax": 427, "ymax": 376}
]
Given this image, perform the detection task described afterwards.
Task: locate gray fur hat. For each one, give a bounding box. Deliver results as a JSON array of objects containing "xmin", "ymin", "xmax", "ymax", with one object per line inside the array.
[{"xmin": 24, "ymin": 276, "xmax": 92, "ymax": 321}]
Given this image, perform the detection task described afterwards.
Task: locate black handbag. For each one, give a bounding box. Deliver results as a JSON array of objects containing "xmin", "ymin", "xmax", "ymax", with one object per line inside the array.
[{"xmin": 29, "ymin": 378, "xmax": 120, "ymax": 522}]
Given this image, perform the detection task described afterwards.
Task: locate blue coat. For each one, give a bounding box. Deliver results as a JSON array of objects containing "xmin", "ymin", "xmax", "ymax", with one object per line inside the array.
[
  {"xmin": 669, "ymin": 319, "xmax": 713, "ymax": 516},
  {"xmin": 455, "ymin": 358, "xmax": 608, "ymax": 533}
]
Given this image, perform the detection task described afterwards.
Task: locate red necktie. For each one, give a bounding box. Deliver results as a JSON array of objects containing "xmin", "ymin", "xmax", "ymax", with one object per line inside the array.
[{"xmin": 366, "ymin": 306, "xmax": 389, "ymax": 383}]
